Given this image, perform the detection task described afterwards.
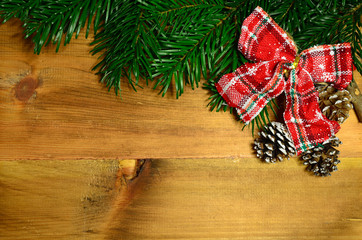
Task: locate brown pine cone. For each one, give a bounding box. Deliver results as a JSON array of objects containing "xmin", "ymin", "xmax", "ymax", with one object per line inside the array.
[
  {"xmin": 254, "ymin": 122, "xmax": 296, "ymax": 163},
  {"xmin": 300, "ymin": 136, "xmax": 341, "ymax": 177},
  {"xmin": 316, "ymin": 83, "xmax": 353, "ymax": 124}
]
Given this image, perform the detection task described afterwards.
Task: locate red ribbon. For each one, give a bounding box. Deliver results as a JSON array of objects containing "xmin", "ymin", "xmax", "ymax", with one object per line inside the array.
[{"xmin": 216, "ymin": 7, "xmax": 353, "ymax": 154}]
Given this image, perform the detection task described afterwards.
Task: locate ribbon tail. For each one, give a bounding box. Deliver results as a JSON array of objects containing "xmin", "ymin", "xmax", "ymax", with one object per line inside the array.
[{"xmin": 283, "ymin": 69, "xmax": 340, "ymax": 155}]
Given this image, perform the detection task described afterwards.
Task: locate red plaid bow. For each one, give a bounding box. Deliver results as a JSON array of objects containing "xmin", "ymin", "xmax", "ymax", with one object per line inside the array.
[{"xmin": 216, "ymin": 6, "xmax": 353, "ymax": 154}]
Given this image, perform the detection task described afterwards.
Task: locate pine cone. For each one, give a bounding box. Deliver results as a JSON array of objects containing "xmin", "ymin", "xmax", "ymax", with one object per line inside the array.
[
  {"xmin": 316, "ymin": 83, "xmax": 353, "ymax": 124},
  {"xmin": 254, "ymin": 122, "xmax": 296, "ymax": 163},
  {"xmin": 300, "ymin": 136, "xmax": 341, "ymax": 177}
]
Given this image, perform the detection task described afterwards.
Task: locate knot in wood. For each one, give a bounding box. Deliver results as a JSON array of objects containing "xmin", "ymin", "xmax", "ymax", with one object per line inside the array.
[{"xmin": 15, "ymin": 77, "xmax": 38, "ymax": 102}]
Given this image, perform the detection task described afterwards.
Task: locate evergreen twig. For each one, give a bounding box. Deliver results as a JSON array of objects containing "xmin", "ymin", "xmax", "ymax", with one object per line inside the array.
[{"xmin": 0, "ymin": 0, "xmax": 114, "ymax": 54}]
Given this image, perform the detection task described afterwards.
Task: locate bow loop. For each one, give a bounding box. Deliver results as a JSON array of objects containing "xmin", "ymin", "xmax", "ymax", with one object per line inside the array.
[{"xmin": 238, "ymin": 6, "xmax": 297, "ymax": 63}]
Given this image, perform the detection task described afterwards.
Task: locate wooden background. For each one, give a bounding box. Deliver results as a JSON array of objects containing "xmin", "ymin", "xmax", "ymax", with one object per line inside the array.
[{"xmin": 0, "ymin": 19, "xmax": 361, "ymax": 240}]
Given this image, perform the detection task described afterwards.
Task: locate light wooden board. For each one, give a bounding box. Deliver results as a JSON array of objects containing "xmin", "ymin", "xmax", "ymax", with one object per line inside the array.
[
  {"xmin": 0, "ymin": 17, "xmax": 362, "ymax": 240},
  {"xmin": 1, "ymin": 19, "xmax": 362, "ymax": 160},
  {"xmin": 0, "ymin": 160, "xmax": 120, "ymax": 240},
  {"xmin": 0, "ymin": 159, "xmax": 361, "ymax": 240}
]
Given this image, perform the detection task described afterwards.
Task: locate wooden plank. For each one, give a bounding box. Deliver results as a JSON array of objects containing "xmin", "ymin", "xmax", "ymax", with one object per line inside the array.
[
  {"xmin": 0, "ymin": 160, "xmax": 116, "ymax": 239},
  {"xmin": 1, "ymin": 19, "xmax": 362, "ymax": 160},
  {"xmin": 0, "ymin": 159, "xmax": 146, "ymax": 240},
  {"xmin": 107, "ymin": 158, "xmax": 362, "ymax": 239},
  {"xmin": 0, "ymin": 159, "xmax": 361, "ymax": 239}
]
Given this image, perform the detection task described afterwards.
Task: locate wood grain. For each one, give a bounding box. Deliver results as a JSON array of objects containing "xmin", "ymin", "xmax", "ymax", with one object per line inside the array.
[
  {"xmin": 1, "ymin": 17, "xmax": 362, "ymax": 240},
  {"xmin": 1, "ymin": 159, "xmax": 361, "ymax": 239},
  {"xmin": 1, "ymin": 19, "xmax": 362, "ymax": 160},
  {"xmin": 0, "ymin": 160, "xmax": 120, "ymax": 239},
  {"xmin": 0, "ymin": 159, "xmax": 151, "ymax": 240}
]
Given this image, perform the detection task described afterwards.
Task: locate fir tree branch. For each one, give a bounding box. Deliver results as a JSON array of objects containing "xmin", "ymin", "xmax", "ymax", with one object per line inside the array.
[
  {"xmin": 143, "ymin": 0, "xmax": 251, "ymax": 98},
  {"xmin": 278, "ymin": 0, "xmax": 295, "ymax": 22},
  {"xmin": 0, "ymin": 0, "xmax": 39, "ymax": 22},
  {"xmin": 91, "ymin": 1, "xmax": 159, "ymax": 95},
  {"xmin": 0, "ymin": 0, "xmax": 114, "ymax": 54},
  {"xmin": 27, "ymin": 0, "xmax": 113, "ymax": 54}
]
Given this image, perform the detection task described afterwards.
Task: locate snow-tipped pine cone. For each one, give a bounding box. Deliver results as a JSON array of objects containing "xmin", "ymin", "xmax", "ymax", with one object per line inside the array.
[
  {"xmin": 300, "ymin": 136, "xmax": 342, "ymax": 177},
  {"xmin": 254, "ymin": 122, "xmax": 296, "ymax": 163}
]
